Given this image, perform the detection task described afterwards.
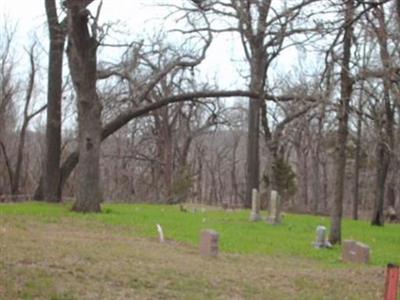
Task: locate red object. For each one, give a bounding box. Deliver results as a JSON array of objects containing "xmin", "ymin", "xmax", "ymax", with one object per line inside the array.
[{"xmin": 385, "ymin": 264, "xmax": 399, "ymax": 300}]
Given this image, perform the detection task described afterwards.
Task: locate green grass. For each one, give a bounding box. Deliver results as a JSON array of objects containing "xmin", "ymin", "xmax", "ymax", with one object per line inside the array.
[
  {"xmin": 1, "ymin": 201, "xmax": 399, "ymax": 266},
  {"xmin": 1, "ymin": 202, "xmax": 399, "ymax": 299}
]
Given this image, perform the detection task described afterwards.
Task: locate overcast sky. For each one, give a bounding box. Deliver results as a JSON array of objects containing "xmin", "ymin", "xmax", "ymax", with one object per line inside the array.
[
  {"xmin": 0, "ymin": 0, "xmax": 309, "ymax": 131},
  {"xmin": 1, "ymin": 1, "xmax": 249, "ymax": 87}
]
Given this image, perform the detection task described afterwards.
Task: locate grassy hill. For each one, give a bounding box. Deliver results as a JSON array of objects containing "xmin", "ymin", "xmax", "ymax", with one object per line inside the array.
[{"xmin": 1, "ymin": 202, "xmax": 399, "ymax": 299}]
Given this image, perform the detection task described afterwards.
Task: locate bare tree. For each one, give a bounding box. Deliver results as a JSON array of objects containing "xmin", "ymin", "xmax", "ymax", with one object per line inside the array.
[
  {"xmin": 0, "ymin": 24, "xmax": 17, "ymax": 194},
  {"xmin": 330, "ymin": 0, "xmax": 355, "ymax": 245},
  {"xmin": 189, "ymin": 0, "xmax": 322, "ymax": 206},
  {"xmin": 41, "ymin": 0, "xmax": 67, "ymax": 202},
  {"xmin": 65, "ymin": 0, "xmax": 103, "ymax": 212},
  {"xmin": 364, "ymin": 4, "xmax": 396, "ymax": 225},
  {"xmin": 0, "ymin": 41, "xmax": 46, "ymax": 195}
]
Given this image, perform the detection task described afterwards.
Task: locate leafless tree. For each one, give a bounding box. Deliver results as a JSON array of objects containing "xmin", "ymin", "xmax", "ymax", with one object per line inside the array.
[
  {"xmin": 0, "ymin": 38, "xmax": 46, "ymax": 195},
  {"xmin": 329, "ymin": 0, "xmax": 355, "ymax": 245},
  {"xmin": 183, "ymin": 0, "xmax": 324, "ymax": 206},
  {"xmin": 41, "ymin": 0, "xmax": 67, "ymax": 203}
]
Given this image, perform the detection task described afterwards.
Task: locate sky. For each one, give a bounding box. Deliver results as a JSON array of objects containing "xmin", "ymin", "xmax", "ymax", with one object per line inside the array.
[
  {"xmin": 0, "ymin": 1, "xmax": 242, "ymax": 88},
  {"xmin": 0, "ymin": 0, "xmax": 302, "ymax": 91}
]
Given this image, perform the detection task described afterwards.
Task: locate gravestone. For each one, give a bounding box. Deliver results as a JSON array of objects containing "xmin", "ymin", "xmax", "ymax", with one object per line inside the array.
[
  {"xmin": 156, "ymin": 224, "xmax": 165, "ymax": 243},
  {"xmin": 200, "ymin": 229, "xmax": 219, "ymax": 257},
  {"xmin": 385, "ymin": 206, "xmax": 398, "ymax": 223},
  {"xmin": 313, "ymin": 225, "xmax": 332, "ymax": 248},
  {"xmin": 267, "ymin": 190, "xmax": 281, "ymax": 224},
  {"xmin": 249, "ymin": 188, "xmax": 262, "ymax": 221},
  {"xmin": 342, "ymin": 240, "xmax": 370, "ymax": 264}
]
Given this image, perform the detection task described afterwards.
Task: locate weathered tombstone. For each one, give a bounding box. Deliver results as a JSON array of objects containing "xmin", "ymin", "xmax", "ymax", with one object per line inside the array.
[
  {"xmin": 200, "ymin": 229, "xmax": 219, "ymax": 257},
  {"xmin": 385, "ymin": 206, "xmax": 398, "ymax": 223},
  {"xmin": 313, "ymin": 225, "xmax": 332, "ymax": 248},
  {"xmin": 156, "ymin": 224, "xmax": 165, "ymax": 243},
  {"xmin": 267, "ymin": 190, "xmax": 281, "ymax": 224},
  {"xmin": 342, "ymin": 240, "xmax": 370, "ymax": 264},
  {"xmin": 249, "ymin": 188, "xmax": 262, "ymax": 221}
]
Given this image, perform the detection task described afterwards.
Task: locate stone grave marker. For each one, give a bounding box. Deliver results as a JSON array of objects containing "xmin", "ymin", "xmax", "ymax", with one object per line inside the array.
[
  {"xmin": 342, "ymin": 240, "xmax": 370, "ymax": 264},
  {"xmin": 156, "ymin": 224, "xmax": 165, "ymax": 243},
  {"xmin": 200, "ymin": 229, "xmax": 219, "ymax": 257},
  {"xmin": 249, "ymin": 188, "xmax": 262, "ymax": 221},
  {"xmin": 267, "ymin": 190, "xmax": 281, "ymax": 224},
  {"xmin": 313, "ymin": 225, "xmax": 332, "ymax": 248}
]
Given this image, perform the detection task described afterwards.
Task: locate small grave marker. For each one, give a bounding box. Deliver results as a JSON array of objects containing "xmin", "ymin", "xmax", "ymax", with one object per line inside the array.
[
  {"xmin": 200, "ymin": 229, "xmax": 219, "ymax": 257},
  {"xmin": 313, "ymin": 225, "xmax": 332, "ymax": 248},
  {"xmin": 267, "ymin": 190, "xmax": 281, "ymax": 224},
  {"xmin": 156, "ymin": 224, "xmax": 165, "ymax": 243},
  {"xmin": 249, "ymin": 188, "xmax": 262, "ymax": 221},
  {"xmin": 342, "ymin": 240, "xmax": 370, "ymax": 264}
]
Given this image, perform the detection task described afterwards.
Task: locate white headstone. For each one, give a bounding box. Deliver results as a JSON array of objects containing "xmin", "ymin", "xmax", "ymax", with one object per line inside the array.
[
  {"xmin": 267, "ymin": 190, "xmax": 281, "ymax": 224},
  {"xmin": 249, "ymin": 188, "xmax": 262, "ymax": 221},
  {"xmin": 156, "ymin": 224, "xmax": 165, "ymax": 243},
  {"xmin": 313, "ymin": 225, "xmax": 331, "ymax": 248}
]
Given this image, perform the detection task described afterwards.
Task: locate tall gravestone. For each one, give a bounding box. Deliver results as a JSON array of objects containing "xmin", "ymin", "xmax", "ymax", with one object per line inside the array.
[
  {"xmin": 156, "ymin": 224, "xmax": 165, "ymax": 243},
  {"xmin": 249, "ymin": 188, "xmax": 262, "ymax": 221},
  {"xmin": 267, "ymin": 190, "xmax": 281, "ymax": 224}
]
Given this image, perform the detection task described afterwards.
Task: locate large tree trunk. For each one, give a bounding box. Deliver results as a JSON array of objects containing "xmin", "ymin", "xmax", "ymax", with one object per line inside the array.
[
  {"xmin": 43, "ymin": 0, "xmax": 65, "ymax": 202},
  {"xmin": 312, "ymin": 107, "xmax": 326, "ymax": 214},
  {"xmin": 329, "ymin": 0, "xmax": 354, "ymax": 245},
  {"xmin": 67, "ymin": 2, "xmax": 102, "ymax": 213},
  {"xmin": 371, "ymin": 139, "xmax": 389, "ymax": 225},
  {"xmin": 246, "ymin": 94, "xmax": 261, "ymax": 207},
  {"xmin": 246, "ymin": 50, "xmax": 265, "ymax": 208},
  {"xmin": 370, "ymin": 5, "xmax": 395, "ymax": 226},
  {"xmin": 352, "ymin": 28, "xmax": 369, "ymax": 221}
]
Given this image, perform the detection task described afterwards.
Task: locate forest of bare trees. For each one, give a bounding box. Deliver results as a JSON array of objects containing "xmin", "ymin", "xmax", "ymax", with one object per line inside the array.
[{"xmin": 1, "ymin": 0, "xmax": 400, "ymax": 244}]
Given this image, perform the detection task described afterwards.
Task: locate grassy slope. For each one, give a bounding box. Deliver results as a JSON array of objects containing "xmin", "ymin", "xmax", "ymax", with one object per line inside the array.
[
  {"xmin": 0, "ymin": 203, "xmax": 399, "ymax": 300},
  {"xmin": 0, "ymin": 217, "xmax": 386, "ymax": 300},
  {"xmin": 0, "ymin": 202, "xmax": 399, "ymax": 299},
  {"xmin": 1, "ymin": 202, "xmax": 398, "ymax": 265}
]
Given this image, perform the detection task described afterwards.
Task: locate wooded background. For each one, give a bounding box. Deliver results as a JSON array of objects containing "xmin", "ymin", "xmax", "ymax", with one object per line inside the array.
[{"xmin": 0, "ymin": 0, "xmax": 399, "ymax": 242}]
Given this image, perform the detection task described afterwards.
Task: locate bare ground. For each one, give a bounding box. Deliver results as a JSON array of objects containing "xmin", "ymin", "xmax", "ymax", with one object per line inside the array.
[{"xmin": 0, "ymin": 217, "xmax": 387, "ymax": 300}]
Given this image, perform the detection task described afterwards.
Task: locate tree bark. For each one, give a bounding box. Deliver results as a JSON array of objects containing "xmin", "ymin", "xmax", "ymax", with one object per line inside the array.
[
  {"xmin": 43, "ymin": 0, "xmax": 66, "ymax": 202},
  {"xmin": 246, "ymin": 92, "xmax": 261, "ymax": 208},
  {"xmin": 372, "ymin": 138, "xmax": 389, "ymax": 225},
  {"xmin": 369, "ymin": 5, "xmax": 395, "ymax": 226},
  {"xmin": 66, "ymin": 2, "xmax": 102, "ymax": 213},
  {"xmin": 246, "ymin": 50, "xmax": 266, "ymax": 208},
  {"xmin": 352, "ymin": 103, "xmax": 362, "ymax": 220},
  {"xmin": 329, "ymin": 0, "xmax": 354, "ymax": 245}
]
